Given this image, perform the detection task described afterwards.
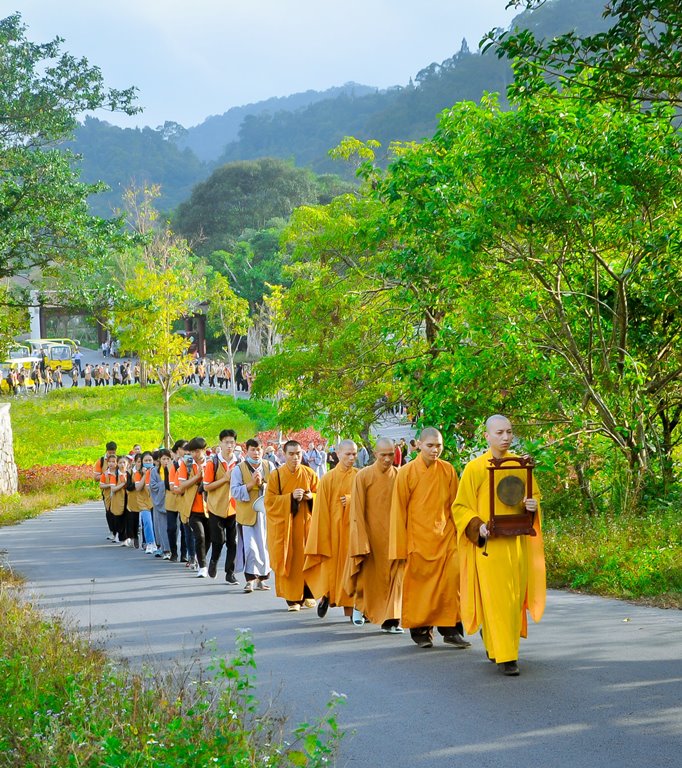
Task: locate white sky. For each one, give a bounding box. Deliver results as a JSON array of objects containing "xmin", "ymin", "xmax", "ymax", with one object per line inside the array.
[{"xmin": 11, "ymin": 1, "xmax": 519, "ymax": 129}]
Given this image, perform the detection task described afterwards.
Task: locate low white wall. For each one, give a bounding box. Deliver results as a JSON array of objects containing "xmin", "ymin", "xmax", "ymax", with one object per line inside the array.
[{"xmin": 0, "ymin": 403, "xmax": 19, "ymax": 495}]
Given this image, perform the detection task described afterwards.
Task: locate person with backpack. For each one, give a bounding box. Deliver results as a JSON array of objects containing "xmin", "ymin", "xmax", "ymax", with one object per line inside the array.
[
  {"xmin": 230, "ymin": 438, "xmax": 273, "ymax": 592},
  {"xmin": 176, "ymin": 437, "xmax": 209, "ymax": 577},
  {"xmin": 94, "ymin": 441, "xmax": 119, "ymax": 540},
  {"xmin": 203, "ymin": 429, "xmax": 240, "ymax": 583},
  {"xmin": 149, "ymin": 449, "xmax": 172, "ymax": 559}
]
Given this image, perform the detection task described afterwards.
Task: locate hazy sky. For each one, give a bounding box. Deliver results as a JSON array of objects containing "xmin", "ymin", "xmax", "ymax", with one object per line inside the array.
[{"xmin": 13, "ymin": 1, "xmax": 519, "ymax": 129}]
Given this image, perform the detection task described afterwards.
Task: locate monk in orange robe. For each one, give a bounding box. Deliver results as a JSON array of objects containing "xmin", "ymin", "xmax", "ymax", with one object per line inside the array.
[
  {"xmin": 345, "ymin": 437, "xmax": 404, "ymax": 632},
  {"xmin": 303, "ymin": 439, "xmax": 358, "ymax": 619},
  {"xmin": 389, "ymin": 427, "xmax": 470, "ymax": 649},
  {"xmin": 265, "ymin": 440, "xmax": 319, "ymax": 611},
  {"xmin": 452, "ymin": 415, "xmax": 546, "ymax": 677}
]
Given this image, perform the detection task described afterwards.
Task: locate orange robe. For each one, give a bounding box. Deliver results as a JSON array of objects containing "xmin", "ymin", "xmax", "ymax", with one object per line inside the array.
[
  {"xmin": 345, "ymin": 463, "xmax": 403, "ymax": 625},
  {"xmin": 389, "ymin": 454, "xmax": 460, "ymax": 628},
  {"xmin": 265, "ymin": 464, "xmax": 318, "ymax": 601},
  {"xmin": 303, "ymin": 463, "xmax": 357, "ymax": 605},
  {"xmin": 452, "ymin": 450, "xmax": 546, "ymax": 663}
]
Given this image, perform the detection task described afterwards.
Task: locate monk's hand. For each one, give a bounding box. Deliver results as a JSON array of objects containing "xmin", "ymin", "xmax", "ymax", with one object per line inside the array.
[
  {"xmin": 303, "ymin": 490, "xmax": 313, "ymax": 501},
  {"xmin": 524, "ymin": 498, "xmax": 538, "ymax": 513},
  {"xmin": 293, "ymin": 488, "xmax": 304, "ymax": 501},
  {"xmin": 479, "ymin": 523, "xmax": 490, "ymax": 538},
  {"xmin": 340, "ymin": 495, "xmax": 347, "ymax": 507}
]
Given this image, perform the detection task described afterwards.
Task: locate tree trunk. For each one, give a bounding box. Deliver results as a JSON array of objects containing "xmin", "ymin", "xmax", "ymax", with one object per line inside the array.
[
  {"xmin": 163, "ymin": 383, "xmax": 171, "ymax": 449},
  {"xmin": 246, "ymin": 324, "xmax": 262, "ymax": 360}
]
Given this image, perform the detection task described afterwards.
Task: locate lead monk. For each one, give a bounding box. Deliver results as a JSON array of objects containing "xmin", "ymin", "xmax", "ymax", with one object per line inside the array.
[
  {"xmin": 389, "ymin": 427, "xmax": 470, "ymax": 649},
  {"xmin": 452, "ymin": 414, "xmax": 546, "ymax": 676}
]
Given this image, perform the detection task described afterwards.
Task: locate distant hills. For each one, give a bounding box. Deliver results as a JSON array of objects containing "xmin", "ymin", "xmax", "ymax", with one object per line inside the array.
[{"xmin": 70, "ymin": 0, "xmax": 613, "ymax": 217}]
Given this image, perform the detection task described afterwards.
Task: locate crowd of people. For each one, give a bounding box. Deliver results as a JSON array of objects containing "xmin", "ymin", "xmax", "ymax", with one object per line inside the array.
[{"xmin": 95, "ymin": 415, "xmax": 545, "ymax": 677}]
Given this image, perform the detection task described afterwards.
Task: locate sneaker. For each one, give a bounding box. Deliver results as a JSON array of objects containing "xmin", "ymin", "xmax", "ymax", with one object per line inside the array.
[
  {"xmin": 190, "ymin": 559, "xmax": 199, "ymax": 571},
  {"xmin": 106, "ymin": 534, "xmax": 115, "ymax": 541},
  {"xmin": 317, "ymin": 595, "xmax": 329, "ymax": 618},
  {"xmin": 225, "ymin": 572, "xmax": 239, "ymax": 585},
  {"xmin": 180, "ymin": 556, "xmax": 188, "ymax": 563},
  {"xmin": 154, "ymin": 549, "xmax": 163, "ymax": 558},
  {"xmin": 196, "ymin": 567, "xmax": 208, "ymax": 578},
  {"xmin": 382, "ymin": 625, "xmax": 405, "ymax": 634},
  {"xmin": 302, "ymin": 599, "xmax": 317, "ymax": 609},
  {"xmin": 208, "ymin": 560, "xmax": 218, "ymax": 579},
  {"xmin": 162, "ymin": 552, "xmax": 171, "ymax": 560},
  {"xmin": 287, "ymin": 603, "xmax": 301, "ymax": 612},
  {"xmin": 120, "ymin": 538, "xmax": 132, "ymax": 547},
  {"xmin": 244, "ymin": 581, "xmax": 254, "ymax": 593},
  {"xmin": 145, "ymin": 544, "xmax": 156, "ymax": 554},
  {"xmin": 256, "ymin": 580, "xmax": 271, "ymax": 591},
  {"xmin": 352, "ymin": 608, "xmax": 365, "ymax": 626},
  {"xmin": 170, "ymin": 554, "xmax": 178, "ymax": 562}
]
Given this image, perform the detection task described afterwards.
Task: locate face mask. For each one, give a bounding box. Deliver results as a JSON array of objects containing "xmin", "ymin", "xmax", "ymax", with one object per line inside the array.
[
  {"xmin": 143, "ymin": 462, "xmax": 153, "ymax": 469},
  {"xmin": 246, "ymin": 456, "xmax": 261, "ymax": 466}
]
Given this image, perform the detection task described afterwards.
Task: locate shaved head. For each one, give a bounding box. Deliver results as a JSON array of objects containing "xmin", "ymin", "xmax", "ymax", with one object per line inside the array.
[
  {"xmin": 419, "ymin": 427, "xmax": 442, "ymax": 442},
  {"xmin": 337, "ymin": 439, "xmax": 357, "ymax": 452},
  {"xmin": 485, "ymin": 414, "xmax": 511, "ymax": 432},
  {"xmin": 375, "ymin": 437, "xmax": 395, "ymax": 450}
]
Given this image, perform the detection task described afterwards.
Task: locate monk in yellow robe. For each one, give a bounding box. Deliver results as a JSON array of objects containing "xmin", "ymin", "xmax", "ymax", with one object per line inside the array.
[
  {"xmin": 303, "ymin": 439, "xmax": 358, "ymax": 619},
  {"xmin": 452, "ymin": 415, "xmax": 546, "ymax": 676},
  {"xmin": 264, "ymin": 440, "xmax": 319, "ymax": 611},
  {"xmin": 345, "ymin": 437, "xmax": 404, "ymax": 633},
  {"xmin": 389, "ymin": 427, "xmax": 470, "ymax": 649}
]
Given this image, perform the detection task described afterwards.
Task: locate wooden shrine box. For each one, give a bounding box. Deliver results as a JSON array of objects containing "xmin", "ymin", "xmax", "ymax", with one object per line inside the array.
[{"xmin": 487, "ymin": 455, "xmax": 537, "ymax": 537}]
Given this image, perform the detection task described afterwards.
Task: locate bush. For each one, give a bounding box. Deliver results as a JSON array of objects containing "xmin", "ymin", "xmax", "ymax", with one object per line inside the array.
[{"xmin": 0, "ymin": 587, "xmax": 343, "ymax": 767}]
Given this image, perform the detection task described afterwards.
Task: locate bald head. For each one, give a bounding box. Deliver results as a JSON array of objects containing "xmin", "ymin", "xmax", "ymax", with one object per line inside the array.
[
  {"xmin": 419, "ymin": 427, "xmax": 443, "ymax": 466},
  {"xmin": 485, "ymin": 414, "xmax": 513, "ymax": 458},
  {"xmin": 485, "ymin": 414, "xmax": 511, "ymax": 432},
  {"xmin": 375, "ymin": 437, "xmax": 395, "ymax": 451},
  {"xmin": 419, "ymin": 427, "xmax": 442, "ymax": 442},
  {"xmin": 374, "ymin": 437, "xmax": 395, "ymax": 472},
  {"xmin": 337, "ymin": 439, "xmax": 358, "ymax": 469}
]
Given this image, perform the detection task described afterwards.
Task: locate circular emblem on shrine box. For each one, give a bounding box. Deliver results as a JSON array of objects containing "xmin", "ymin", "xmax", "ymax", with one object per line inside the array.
[{"xmin": 497, "ymin": 475, "xmax": 525, "ymax": 506}]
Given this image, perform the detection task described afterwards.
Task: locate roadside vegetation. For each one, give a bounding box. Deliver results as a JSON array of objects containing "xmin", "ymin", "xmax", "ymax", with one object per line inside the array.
[
  {"xmin": 0, "ymin": 386, "xmax": 276, "ymax": 527},
  {"xmin": 0, "ymin": 586, "xmax": 342, "ymax": 766}
]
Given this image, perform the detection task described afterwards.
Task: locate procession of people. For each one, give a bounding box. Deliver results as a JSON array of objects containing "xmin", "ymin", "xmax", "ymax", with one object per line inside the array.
[{"xmin": 95, "ymin": 416, "xmax": 546, "ymax": 677}]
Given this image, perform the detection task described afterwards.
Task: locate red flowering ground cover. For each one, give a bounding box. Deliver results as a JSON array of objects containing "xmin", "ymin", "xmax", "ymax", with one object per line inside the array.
[
  {"xmin": 18, "ymin": 464, "xmax": 91, "ymax": 493},
  {"xmin": 256, "ymin": 427, "xmax": 326, "ymax": 447}
]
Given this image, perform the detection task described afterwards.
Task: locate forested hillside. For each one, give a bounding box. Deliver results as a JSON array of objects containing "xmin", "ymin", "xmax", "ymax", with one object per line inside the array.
[{"xmin": 70, "ymin": 0, "xmax": 612, "ymax": 214}]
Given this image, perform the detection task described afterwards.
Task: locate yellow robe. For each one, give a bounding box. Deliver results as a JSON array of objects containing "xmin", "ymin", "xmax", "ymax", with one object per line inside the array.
[
  {"xmin": 265, "ymin": 464, "xmax": 318, "ymax": 601},
  {"xmin": 452, "ymin": 450, "xmax": 546, "ymax": 664},
  {"xmin": 389, "ymin": 454, "xmax": 460, "ymax": 628},
  {"xmin": 303, "ymin": 463, "xmax": 357, "ymax": 605},
  {"xmin": 345, "ymin": 463, "xmax": 403, "ymax": 625}
]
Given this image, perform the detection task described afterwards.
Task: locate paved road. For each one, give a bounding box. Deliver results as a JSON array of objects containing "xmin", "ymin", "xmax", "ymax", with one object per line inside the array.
[{"xmin": 2, "ymin": 502, "xmax": 680, "ymax": 767}]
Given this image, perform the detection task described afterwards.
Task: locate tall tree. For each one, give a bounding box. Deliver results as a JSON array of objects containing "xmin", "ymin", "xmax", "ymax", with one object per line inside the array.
[
  {"xmin": 111, "ymin": 188, "xmax": 205, "ymax": 447},
  {"xmin": 487, "ymin": 0, "xmax": 682, "ymax": 108},
  {"xmin": 0, "ymin": 13, "xmax": 138, "ymax": 280},
  {"xmin": 207, "ymin": 273, "xmax": 251, "ymax": 399}
]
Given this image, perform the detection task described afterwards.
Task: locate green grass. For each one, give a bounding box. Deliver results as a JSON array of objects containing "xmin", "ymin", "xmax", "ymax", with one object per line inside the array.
[
  {"xmin": 6, "ymin": 385, "xmax": 267, "ymax": 466},
  {"xmin": 0, "ymin": 585, "xmax": 342, "ymax": 766},
  {"xmin": 543, "ymin": 504, "xmax": 682, "ymax": 607}
]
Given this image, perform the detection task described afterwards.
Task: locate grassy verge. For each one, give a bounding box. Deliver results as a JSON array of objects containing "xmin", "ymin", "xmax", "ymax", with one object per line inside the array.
[
  {"xmin": 0, "ymin": 583, "xmax": 342, "ymax": 766},
  {"xmin": 0, "ymin": 385, "xmax": 277, "ymax": 528},
  {"xmin": 543, "ymin": 503, "xmax": 681, "ymax": 608},
  {"xmin": 7, "ymin": 385, "xmax": 265, "ymax": 467}
]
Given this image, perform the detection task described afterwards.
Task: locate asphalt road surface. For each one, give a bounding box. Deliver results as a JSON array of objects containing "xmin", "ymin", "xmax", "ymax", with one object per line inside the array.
[{"xmin": 1, "ymin": 501, "xmax": 680, "ymax": 767}]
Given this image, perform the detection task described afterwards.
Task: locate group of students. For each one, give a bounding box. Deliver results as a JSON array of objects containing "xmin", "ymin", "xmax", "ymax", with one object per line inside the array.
[{"xmin": 95, "ymin": 414, "xmax": 546, "ymax": 677}]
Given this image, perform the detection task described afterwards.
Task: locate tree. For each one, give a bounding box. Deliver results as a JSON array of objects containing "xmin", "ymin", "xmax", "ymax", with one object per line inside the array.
[
  {"xmin": 0, "ymin": 13, "xmax": 138, "ymax": 280},
  {"xmin": 486, "ymin": 0, "xmax": 682, "ymax": 108},
  {"xmin": 256, "ymin": 92, "xmax": 682, "ymax": 507},
  {"xmin": 207, "ymin": 273, "xmax": 251, "ymax": 399},
  {"xmin": 111, "ymin": 188, "xmax": 205, "ymax": 448}
]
